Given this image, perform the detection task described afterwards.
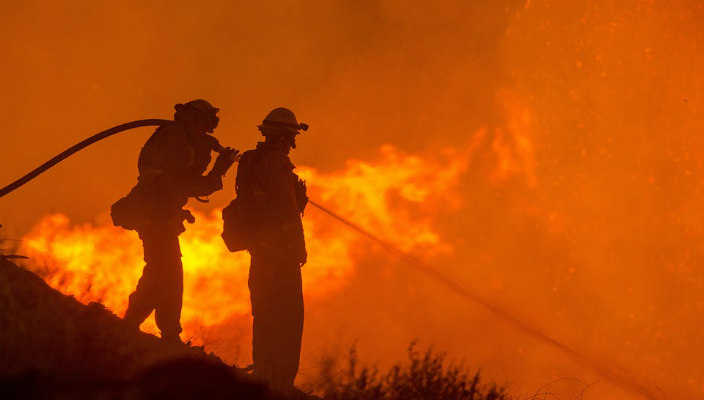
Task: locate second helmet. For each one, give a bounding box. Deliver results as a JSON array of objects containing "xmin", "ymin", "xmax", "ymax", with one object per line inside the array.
[{"xmin": 258, "ymin": 107, "xmax": 308, "ymax": 135}]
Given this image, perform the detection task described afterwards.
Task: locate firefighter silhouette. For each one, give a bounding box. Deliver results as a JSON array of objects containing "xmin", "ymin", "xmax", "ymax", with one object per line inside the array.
[
  {"xmin": 222, "ymin": 107, "xmax": 308, "ymax": 390},
  {"xmin": 111, "ymin": 99, "xmax": 239, "ymax": 342}
]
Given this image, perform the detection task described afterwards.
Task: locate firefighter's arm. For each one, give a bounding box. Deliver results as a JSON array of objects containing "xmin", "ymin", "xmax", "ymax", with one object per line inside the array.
[
  {"xmin": 181, "ymin": 172, "xmax": 223, "ymax": 197},
  {"xmin": 211, "ymin": 147, "xmax": 240, "ymax": 176},
  {"xmin": 182, "ymin": 148, "xmax": 240, "ymax": 197}
]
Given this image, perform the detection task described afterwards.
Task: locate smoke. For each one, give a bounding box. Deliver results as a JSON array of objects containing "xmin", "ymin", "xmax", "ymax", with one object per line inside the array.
[{"xmin": 3, "ymin": 1, "xmax": 704, "ymax": 399}]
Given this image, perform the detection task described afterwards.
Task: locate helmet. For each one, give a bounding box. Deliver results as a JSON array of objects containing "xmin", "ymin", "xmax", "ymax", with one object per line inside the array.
[
  {"xmin": 174, "ymin": 99, "xmax": 220, "ymax": 133},
  {"xmin": 257, "ymin": 107, "xmax": 308, "ymax": 135}
]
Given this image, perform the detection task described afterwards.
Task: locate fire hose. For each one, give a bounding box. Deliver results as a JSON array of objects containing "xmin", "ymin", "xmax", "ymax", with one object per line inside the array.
[
  {"xmin": 0, "ymin": 119, "xmax": 230, "ymax": 199},
  {"xmin": 0, "ymin": 123, "xmax": 657, "ymax": 399}
]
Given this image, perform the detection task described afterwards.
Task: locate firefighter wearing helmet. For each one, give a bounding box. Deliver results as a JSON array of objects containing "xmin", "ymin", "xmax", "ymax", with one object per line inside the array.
[
  {"xmin": 112, "ymin": 99, "xmax": 239, "ymax": 343},
  {"xmin": 222, "ymin": 107, "xmax": 308, "ymax": 391}
]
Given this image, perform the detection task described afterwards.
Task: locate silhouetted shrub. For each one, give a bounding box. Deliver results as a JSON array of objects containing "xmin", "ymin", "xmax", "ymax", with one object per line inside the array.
[{"xmin": 313, "ymin": 343, "xmax": 509, "ymax": 400}]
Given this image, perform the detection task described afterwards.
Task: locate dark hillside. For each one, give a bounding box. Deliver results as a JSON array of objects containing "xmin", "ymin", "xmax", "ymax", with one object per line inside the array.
[{"xmin": 0, "ymin": 257, "xmax": 282, "ymax": 399}]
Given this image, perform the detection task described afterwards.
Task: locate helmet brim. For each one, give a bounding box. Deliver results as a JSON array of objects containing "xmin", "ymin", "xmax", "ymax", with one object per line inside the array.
[
  {"xmin": 175, "ymin": 102, "xmax": 219, "ymax": 114},
  {"xmin": 257, "ymin": 124, "xmax": 300, "ymax": 135}
]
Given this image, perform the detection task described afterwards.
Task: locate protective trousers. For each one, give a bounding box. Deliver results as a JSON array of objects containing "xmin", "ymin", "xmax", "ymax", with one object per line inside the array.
[
  {"xmin": 123, "ymin": 226, "xmax": 183, "ymax": 339},
  {"xmin": 249, "ymin": 250, "xmax": 304, "ymax": 390}
]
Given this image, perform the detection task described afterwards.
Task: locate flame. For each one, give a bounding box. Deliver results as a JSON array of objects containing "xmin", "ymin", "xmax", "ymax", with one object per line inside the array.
[
  {"xmin": 19, "ymin": 117, "xmax": 535, "ymax": 348},
  {"xmin": 21, "ymin": 210, "xmax": 355, "ymax": 337},
  {"xmin": 491, "ymin": 94, "xmax": 537, "ymax": 186}
]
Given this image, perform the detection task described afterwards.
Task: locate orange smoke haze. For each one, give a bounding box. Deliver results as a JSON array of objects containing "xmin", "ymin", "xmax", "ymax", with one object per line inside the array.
[{"xmin": 2, "ymin": 1, "xmax": 704, "ymax": 399}]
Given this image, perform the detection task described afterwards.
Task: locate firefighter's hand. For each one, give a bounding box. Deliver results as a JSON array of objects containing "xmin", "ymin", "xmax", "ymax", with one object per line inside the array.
[
  {"xmin": 212, "ymin": 147, "xmax": 240, "ymax": 176},
  {"xmin": 296, "ymin": 243, "xmax": 307, "ymax": 267},
  {"xmin": 182, "ymin": 210, "xmax": 196, "ymax": 224},
  {"xmin": 223, "ymin": 147, "xmax": 241, "ymax": 163},
  {"xmin": 173, "ymin": 210, "xmax": 195, "ymax": 234},
  {"xmin": 295, "ymin": 179, "xmax": 308, "ymax": 214}
]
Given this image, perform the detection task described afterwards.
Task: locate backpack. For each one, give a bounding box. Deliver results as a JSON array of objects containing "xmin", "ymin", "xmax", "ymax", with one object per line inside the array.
[
  {"xmin": 221, "ymin": 197, "xmax": 249, "ymax": 252},
  {"xmin": 221, "ymin": 150, "xmax": 270, "ymax": 252}
]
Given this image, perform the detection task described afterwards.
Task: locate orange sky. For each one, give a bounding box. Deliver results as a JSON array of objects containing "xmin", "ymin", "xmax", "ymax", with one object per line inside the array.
[{"xmin": 2, "ymin": 1, "xmax": 704, "ymax": 399}]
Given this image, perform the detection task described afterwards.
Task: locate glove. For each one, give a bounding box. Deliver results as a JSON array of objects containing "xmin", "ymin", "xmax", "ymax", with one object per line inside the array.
[
  {"xmin": 295, "ymin": 178, "xmax": 308, "ymax": 215},
  {"xmin": 291, "ymin": 237, "xmax": 307, "ymax": 267},
  {"xmin": 298, "ymin": 248, "xmax": 307, "ymax": 267},
  {"xmin": 172, "ymin": 209, "xmax": 195, "ymax": 234},
  {"xmin": 211, "ymin": 147, "xmax": 240, "ymax": 176},
  {"xmin": 181, "ymin": 209, "xmax": 196, "ymax": 224},
  {"xmin": 282, "ymin": 224, "xmax": 307, "ymax": 267}
]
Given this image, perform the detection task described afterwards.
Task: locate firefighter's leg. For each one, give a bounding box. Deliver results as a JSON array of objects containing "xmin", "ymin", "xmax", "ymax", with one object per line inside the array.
[
  {"xmin": 277, "ymin": 266, "xmax": 304, "ymax": 388},
  {"xmin": 123, "ymin": 267, "xmax": 157, "ymax": 329},
  {"xmin": 152, "ymin": 232, "xmax": 184, "ymax": 341},
  {"xmin": 249, "ymin": 253, "xmax": 304, "ymax": 389},
  {"xmin": 123, "ymin": 232, "xmax": 163, "ymax": 329},
  {"xmin": 249, "ymin": 255, "xmax": 275, "ymax": 383},
  {"xmin": 153, "ymin": 258, "xmax": 184, "ymax": 341}
]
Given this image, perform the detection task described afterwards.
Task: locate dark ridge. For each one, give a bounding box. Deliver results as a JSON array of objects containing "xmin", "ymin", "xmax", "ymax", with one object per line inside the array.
[{"xmin": 0, "ymin": 258, "xmax": 291, "ymax": 400}]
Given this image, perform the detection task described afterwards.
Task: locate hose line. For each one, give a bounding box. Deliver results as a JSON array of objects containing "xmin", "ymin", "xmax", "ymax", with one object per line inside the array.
[{"xmin": 0, "ymin": 119, "xmax": 170, "ymax": 198}]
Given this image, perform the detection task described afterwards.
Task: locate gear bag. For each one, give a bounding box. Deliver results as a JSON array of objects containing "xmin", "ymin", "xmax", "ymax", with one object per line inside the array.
[
  {"xmin": 221, "ymin": 197, "xmax": 249, "ymax": 252},
  {"xmin": 222, "ymin": 150, "xmax": 268, "ymax": 252},
  {"xmin": 111, "ymin": 174, "xmax": 178, "ymax": 231},
  {"xmin": 111, "ymin": 187, "xmax": 148, "ymax": 231}
]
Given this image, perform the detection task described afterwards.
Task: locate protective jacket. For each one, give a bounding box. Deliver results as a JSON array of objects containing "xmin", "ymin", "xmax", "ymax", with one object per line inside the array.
[
  {"xmin": 112, "ymin": 121, "xmax": 224, "ymax": 232},
  {"xmin": 223, "ymin": 141, "xmax": 307, "ymax": 260}
]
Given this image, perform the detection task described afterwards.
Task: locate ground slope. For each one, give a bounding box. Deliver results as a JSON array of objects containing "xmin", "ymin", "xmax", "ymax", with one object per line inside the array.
[{"xmin": 0, "ymin": 257, "xmax": 284, "ymax": 399}]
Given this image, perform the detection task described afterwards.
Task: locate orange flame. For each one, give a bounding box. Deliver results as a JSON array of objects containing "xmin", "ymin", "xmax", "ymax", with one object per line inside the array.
[{"xmin": 21, "ymin": 210, "xmax": 356, "ymax": 338}]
